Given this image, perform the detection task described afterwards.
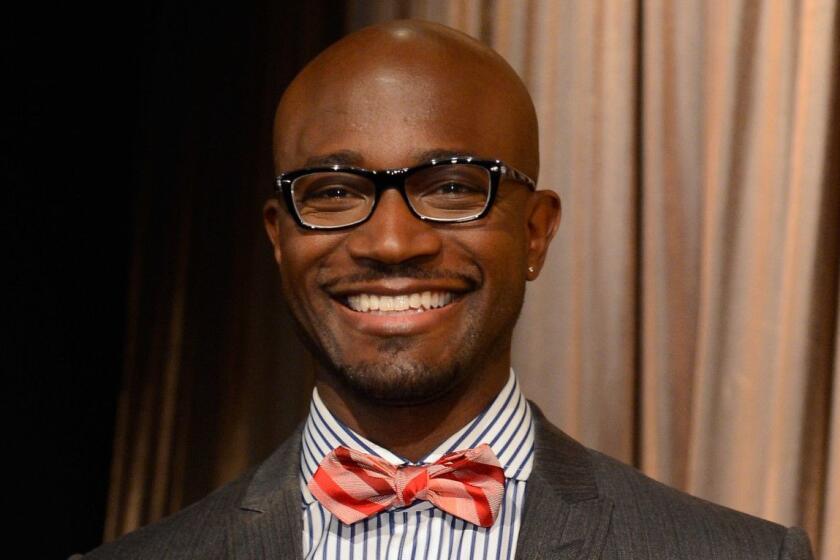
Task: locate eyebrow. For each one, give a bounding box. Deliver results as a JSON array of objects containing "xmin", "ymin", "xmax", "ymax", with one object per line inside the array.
[
  {"xmin": 301, "ymin": 148, "xmax": 482, "ymax": 170},
  {"xmin": 414, "ymin": 149, "xmax": 481, "ymax": 163},
  {"xmin": 303, "ymin": 150, "xmax": 365, "ymax": 167}
]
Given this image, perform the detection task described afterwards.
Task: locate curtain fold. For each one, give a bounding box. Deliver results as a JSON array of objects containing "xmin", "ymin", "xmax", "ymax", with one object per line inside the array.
[
  {"xmin": 107, "ymin": 2, "xmax": 839, "ymax": 558},
  {"xmin": 826, "ymin": 289, "xmax": 840, "ymax": 559},
  {"xmin": 672, "ymin": 0, "xmax": 837, "ymax": 546}
]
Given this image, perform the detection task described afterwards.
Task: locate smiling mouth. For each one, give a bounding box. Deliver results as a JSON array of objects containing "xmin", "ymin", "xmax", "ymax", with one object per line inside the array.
[{"xmin": 343, "ymin": 291, "xmax": 457, "ymax": 313}]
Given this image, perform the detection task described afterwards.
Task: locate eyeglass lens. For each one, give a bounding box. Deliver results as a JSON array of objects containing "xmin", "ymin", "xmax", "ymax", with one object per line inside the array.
[{"xmin": 291, "ymin": 163, "xmax": 492, "ymax": 227}]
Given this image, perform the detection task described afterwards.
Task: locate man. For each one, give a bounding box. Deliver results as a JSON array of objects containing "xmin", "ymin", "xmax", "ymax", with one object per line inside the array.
[{"xmin": 82, "ymin": 20, "xmax": 814, "ymax": 559}]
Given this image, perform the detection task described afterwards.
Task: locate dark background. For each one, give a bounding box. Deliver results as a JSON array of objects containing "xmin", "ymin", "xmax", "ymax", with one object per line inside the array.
[{"xmin": 7, "ymin": 1, "xmax": 343, "ymax": 557}]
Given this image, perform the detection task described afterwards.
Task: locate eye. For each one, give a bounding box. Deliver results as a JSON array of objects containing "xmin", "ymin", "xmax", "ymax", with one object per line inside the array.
[
  {"xmin": 423, "ymin": 180, "xmax": 487, "ymax": 197},
  {"xmin": 293, "ymin": 172, "xmax": 373, "ymax": 203},
  {"xmin": 303, "ymin": 185, "xmax": 364, "ymax": 200},
  {"xmin": 432, "ymin": 182, "xmax": 481, "ymax": 195},
  {"xmin": 292, "ymin": 171, "xmax": 374, "ymax": 222}
]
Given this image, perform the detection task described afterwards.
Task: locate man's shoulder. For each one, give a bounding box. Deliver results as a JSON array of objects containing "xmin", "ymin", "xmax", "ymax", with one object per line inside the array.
[
  {"xmin": 587, "ymin": 445, "xmax": 775, "ymax": 526},
  {"xmin": 530, "ymin": 410, "xmax": 813, "ymax": 558},
  {"xmin": 587, "ymin": 448, "xmax": 812, "ymax": 557},
  {"xmin": 81, "ymin": 468, "xmax": 257, "ymax": 560},
  {"xmin": 79, "ymin": 427, "xmax": 303, "ymax": 560}
]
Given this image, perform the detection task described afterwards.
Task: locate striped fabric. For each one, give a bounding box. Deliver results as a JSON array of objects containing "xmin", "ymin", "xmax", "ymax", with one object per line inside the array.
[
  {"xmin": 300, "ymin": 371, "xmax": 534, "ymax": 559},
  {"xmin": 308, "ymin": 443, "xmax": 506, "ymax": 526}
]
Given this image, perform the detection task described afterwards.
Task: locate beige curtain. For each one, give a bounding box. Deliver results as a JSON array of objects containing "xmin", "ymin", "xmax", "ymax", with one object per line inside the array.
[
  {"xmin": 107, "ymin": 1, "xmax": 839, "ymax": 559},
  {"xmin": 348, "ymin": 0, "xmax": 838, "ymax": 556}
]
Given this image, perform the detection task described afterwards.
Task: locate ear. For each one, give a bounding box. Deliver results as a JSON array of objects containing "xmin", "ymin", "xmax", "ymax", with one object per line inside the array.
[
  {"xmin": 524, "ymin": 189, "xmax": 561, "ymax": 280},
  {"xmin": 263, "ymin": 198, "xmax": 285, "ymax": 265}
]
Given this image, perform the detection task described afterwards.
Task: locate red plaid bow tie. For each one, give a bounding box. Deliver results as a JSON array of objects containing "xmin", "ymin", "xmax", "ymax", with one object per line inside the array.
[{"xmin": 308, "ymin": 443, "xmax": 506, "ymax": 527}]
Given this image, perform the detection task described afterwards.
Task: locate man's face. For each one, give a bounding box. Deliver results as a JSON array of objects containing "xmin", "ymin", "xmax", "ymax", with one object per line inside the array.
[{"xmin": 265, "ymin": 54, "xmax": 556, "ymax": 405}]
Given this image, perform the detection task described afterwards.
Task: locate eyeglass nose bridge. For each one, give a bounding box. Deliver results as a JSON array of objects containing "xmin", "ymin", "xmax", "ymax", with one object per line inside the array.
[{"xmin": 364, "ymin": 167, "xmax": 436, "ymax": 225}]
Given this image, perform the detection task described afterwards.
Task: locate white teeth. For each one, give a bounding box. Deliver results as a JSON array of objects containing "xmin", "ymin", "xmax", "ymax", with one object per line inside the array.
[
  {"xmin": 421, "ymin": 291, "xmax": 431, "ymax": 308},
  {"xmin": 345, "ymin": 291, "xmax": 457, "ymax": 313},
  {"xmin": 394, "ymin": 295, "xmax": 409, "ymax": 311},
  {"xmin": 409, "ymin": 293, "xmax": 421, "ymax": 309}
]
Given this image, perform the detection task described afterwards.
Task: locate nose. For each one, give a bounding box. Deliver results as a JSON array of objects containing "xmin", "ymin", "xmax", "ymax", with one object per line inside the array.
[{"xmin": 345, "ymin": 188, "xmax": 443, "ymax": 265}]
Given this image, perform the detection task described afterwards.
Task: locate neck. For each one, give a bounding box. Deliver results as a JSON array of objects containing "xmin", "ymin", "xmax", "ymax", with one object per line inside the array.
[{"xmin": 315, "ymin": 359, "xmax": 511, "ymax": 462}]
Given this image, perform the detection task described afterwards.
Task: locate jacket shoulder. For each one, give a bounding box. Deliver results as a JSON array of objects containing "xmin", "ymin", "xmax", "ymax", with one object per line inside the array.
[
  {"xmin": 82, "ymin": 468, "xmax": 257, "ymax": 560},
  {"xmin": 528, "ymin": 407, "xmax": 813, "ymax": 559},
  {"xmin": 588, "ymin": 449, "xmax": 813, "ymax": 559},
  {"xmin": 79, "ymin": 425, "xmax": 304, "ymax": 559}
]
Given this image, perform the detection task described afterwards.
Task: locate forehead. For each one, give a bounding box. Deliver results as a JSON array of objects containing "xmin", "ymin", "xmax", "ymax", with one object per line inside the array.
[{"xmin": 275, "ymin": 63, "xmax": 533, "ymax": 173}]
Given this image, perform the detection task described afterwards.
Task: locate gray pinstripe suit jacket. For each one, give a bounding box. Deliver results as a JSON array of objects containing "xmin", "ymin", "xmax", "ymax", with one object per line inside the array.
[{"xmin": 80, "ymin": 405, "xmax": 814, "ymax": 559}]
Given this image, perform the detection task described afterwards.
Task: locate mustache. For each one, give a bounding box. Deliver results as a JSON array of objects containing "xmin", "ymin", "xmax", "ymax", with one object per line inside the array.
[{"xmin": 319, "ymin": 262, "xmax": 482, "ymax": 290}]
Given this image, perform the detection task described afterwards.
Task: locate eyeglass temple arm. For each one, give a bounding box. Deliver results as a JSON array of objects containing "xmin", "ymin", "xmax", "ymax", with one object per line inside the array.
[{"xmin": 500, "ymin": 165, "xmax": 537, "ymax": 190}]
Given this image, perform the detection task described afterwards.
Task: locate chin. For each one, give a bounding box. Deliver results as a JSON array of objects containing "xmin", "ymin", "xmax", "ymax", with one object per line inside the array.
[{"xmin": 330, "ymin": 358, "xmax": 464, "ymax": 406}]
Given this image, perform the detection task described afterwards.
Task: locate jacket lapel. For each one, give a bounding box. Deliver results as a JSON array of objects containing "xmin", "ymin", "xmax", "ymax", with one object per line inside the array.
[
  {"xmin": 236, "ymin": 427, "xmax": 304, "ymax": 559},
  {"xmin": 515, "ymin": 405, "xmax": 614, "ymax": 560}
]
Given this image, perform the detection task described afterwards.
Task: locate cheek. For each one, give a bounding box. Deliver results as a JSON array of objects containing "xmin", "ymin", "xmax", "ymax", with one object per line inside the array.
[
  {"xmin": 480, "ymin": 224, "xmax": 530, "ymax": 299},
  {"xmin": 469, "ymin": 208, "xmax": 530, "ymax": 268},
  {"xmin": 277, "ymin": 225, "xmax": 343, "ymax": 300},
  {"xmin": 456, "ymin": 229, "xmax": 528, "ymax": 298}
]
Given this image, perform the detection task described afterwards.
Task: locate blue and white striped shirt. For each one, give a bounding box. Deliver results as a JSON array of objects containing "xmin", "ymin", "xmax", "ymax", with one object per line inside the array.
[{"xmin": 300, "ymin": 371, "xmax": 534, "ymax": 559}]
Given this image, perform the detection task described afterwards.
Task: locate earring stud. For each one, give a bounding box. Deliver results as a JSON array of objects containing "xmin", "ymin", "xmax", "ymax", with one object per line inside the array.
[{"xmin": 528, "ymin": 266, "xmax": 535, "ymax": 273}]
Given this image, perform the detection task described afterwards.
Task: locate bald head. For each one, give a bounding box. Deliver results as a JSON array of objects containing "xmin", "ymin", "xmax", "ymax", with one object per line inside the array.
[{"xmin": 274, "ymin": 20, "xmax": 539, "ymax": 179}]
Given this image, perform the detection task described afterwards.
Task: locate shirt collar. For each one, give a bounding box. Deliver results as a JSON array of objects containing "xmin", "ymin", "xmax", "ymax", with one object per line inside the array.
[{"xmin": 299, "ymin": 370, "xmax": 535, "ymax": 501}]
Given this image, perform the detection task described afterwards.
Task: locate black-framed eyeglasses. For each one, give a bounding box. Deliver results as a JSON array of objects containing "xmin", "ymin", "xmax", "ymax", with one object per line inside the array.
[{"xmin": 274, "ymin": 156, "xmax": 537, "ymax": 230}]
